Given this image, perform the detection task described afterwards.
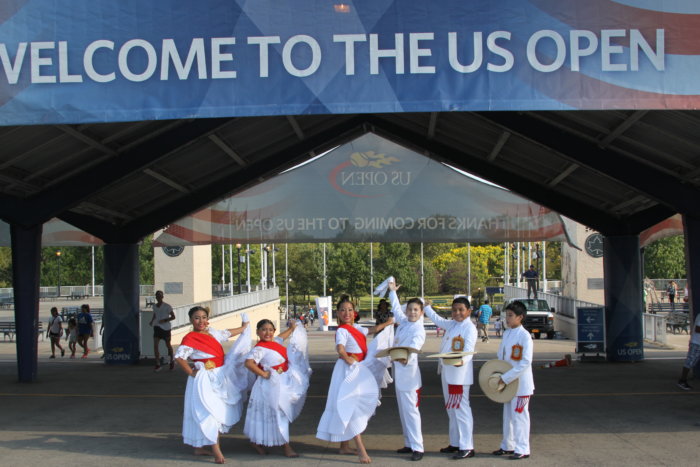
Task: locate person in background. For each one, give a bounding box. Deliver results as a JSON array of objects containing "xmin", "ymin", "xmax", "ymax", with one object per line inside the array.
[
  {"xmin": 521, "ymin": 265, "xmax": 539, "ymax": 299},
  {"xmin": 149, "ymin": 290, "xmax": 176, "ymax": 372},
  {"xmin": 477, "ymin": 299, "xmax": 493, "ymax": 343},
  {"xmin": 66, "ymin": 317, "xmax": 78, "ymax": 358},
  {"xmin": 677, "ymin": 311, "xmax": 700, "ymax": 391},
  {"xmin": 494, "ymin": 317, "xmax": 503, "ymax": 337},
  {"xmin": 76, "ymin": 304, "xmax": 93, "ymax": 358},
  {"xmin": 47, "ymin": 307, "xmax": 65, "ymax": 358},
  {"xmin": 667, "ymin": 281, "xmax": 678, "ymax": 311}
]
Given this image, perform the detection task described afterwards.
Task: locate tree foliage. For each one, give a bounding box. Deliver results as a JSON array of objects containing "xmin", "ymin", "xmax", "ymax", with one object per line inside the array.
[{"xmin": 644, "ymin": 235, "xmax": 686, "ymax": 279}]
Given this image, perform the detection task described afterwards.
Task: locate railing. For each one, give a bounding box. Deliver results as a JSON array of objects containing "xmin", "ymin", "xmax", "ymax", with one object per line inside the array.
[
  {"xmin": 504, "ymin": 285, "xmax": 602, "ymax": 318},
  {"xmin": 643, "ymin": 313, "xmax": 667, "ymax": 345},
  {"xmin": 2, "ymin": 285, "xmax": 152, "ymax": 298},
  {"xmin": 170, "ymin": 287, "xmax": 280, "ymax": 329}
]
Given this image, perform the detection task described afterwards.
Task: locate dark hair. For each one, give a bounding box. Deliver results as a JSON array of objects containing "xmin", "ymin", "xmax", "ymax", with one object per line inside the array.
[
  {"xmin": 50, "ymin": 306, "xmax": 58, "ymax": 314},
  {"xmin": 484, "ymin": 299, "xmax": 489, "ymax": 304},
  {"xmin": 256, "ymin": 319, "xmax": 276, "ymax": 331},
  {"xmin": 156, "ymin": 290, "xmax": 164, "ymax": 296},
  {"xmin": 81, "ymin": 304, "xmax": 90, "ymax": 312},
  {"xmin": 336, "ymin": 295, "xmax": 353, "ymax": 310},
  {"xmin": 406, "ymin": 298, "xmax": 424, "ymax": 310},
  {"xmin": 452, "ymin": 296, "xmax": 471, "ymax": 308},
  {"xmin": 188, "ymin": 305, "xmax": 209, "ymax": 319},
  {"xmin": 505, "ymin": 300, "xmax": 527, "ymax": 317},
  {"xmin": 68, "ymin": 317, "xmax": 77, "ymax": 326},
  {"xmin": 377, "ymin": 299, "xmax": 388, "ymax": 311}
]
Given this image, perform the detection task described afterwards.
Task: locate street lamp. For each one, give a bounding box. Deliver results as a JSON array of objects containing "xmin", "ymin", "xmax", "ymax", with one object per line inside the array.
[
  {"xmin": 264, "ymin": 245, "xmax": 272, "ymax": 288},
  {"xmin": 245, "ymin": 246, "xmax": 255, "ymax": 292},
  {"xmin": 56, "ymin": 250, "xmax": 62, "ymax": 297},
  {"xmin": 235, "ymin": 243, "xmax": 242, "ymax": 294}
]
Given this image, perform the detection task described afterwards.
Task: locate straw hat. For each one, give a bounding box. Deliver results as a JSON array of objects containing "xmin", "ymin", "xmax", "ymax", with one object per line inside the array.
[
  {"xmin": 478, "ymin": 360, "xmax": 519, "ymax": 403},
  {"xmin": 426, "ymin": 351, "xmax": 476, "ymax": 366},
  {"xmin": 375, "ymin": 346, "xmax": 419, "ymax": 361}
]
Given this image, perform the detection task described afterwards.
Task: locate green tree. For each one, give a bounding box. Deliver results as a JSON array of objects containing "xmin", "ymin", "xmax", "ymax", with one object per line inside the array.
[
  {"xmin": 0, "ymin": 247, "xmax": 12, "ymax": 287},
  {"xmin": 327, "ymin": 243, "xmax": 371, "ymax": 302},
  {"xmin": 286, "ymin": 243, "xmax": 324, "ymax": 302},
  {"xmin": 644, "ymin": 235, "xmax": 686, "ymax": 279}
]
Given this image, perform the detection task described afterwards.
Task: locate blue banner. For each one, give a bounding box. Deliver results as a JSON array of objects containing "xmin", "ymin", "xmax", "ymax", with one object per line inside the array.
[
  {"xmin": 1, "ymin": 0, "xmax": 699, "ymax": 125},
  {"xmin": 576, "ymin": 307, "xmax": 606, "ymax": 354}
]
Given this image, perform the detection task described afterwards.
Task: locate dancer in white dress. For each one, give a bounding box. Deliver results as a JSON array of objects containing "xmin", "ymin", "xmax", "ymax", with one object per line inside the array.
[
  {"xmin": 387, "ymin": 281, "xmax": 427, "ymax": 461},
  {"xmin": 174, "ymin": 306, "xmax": 250, "ymax": 464},
  {"xmin": 244, "ymin": 319, "xmax": 311, "ymax": 457},
  {"xmin": 316, "ymin": 297, "xmax": 394, "ymax": 464}
]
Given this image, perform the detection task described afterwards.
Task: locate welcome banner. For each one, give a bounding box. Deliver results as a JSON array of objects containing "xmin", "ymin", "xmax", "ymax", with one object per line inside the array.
[
  {"xmin": 1, "ymin": 0, "xmax": 699, "ymax": 125},
  {"xmin": 154, "ymin": 133, "xmax": 572, "ymax": 245}
]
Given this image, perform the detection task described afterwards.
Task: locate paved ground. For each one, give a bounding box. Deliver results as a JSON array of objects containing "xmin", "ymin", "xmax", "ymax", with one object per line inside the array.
[{"xmin": 0, "ymin": 315, "xmax": 698, "ymax": 466}]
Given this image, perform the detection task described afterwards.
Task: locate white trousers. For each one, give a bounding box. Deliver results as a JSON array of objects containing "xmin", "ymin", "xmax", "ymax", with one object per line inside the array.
[
  {"xmin": 396, "ymin": 387, "xmax": 423, "ymax": 452},
  {"xmin": 441, "ymin": 375, "xmax": 473, "ymax": 450},
  {"xmin": 501, "ymin": 396, "xmax": 531, "ymax": 455}
]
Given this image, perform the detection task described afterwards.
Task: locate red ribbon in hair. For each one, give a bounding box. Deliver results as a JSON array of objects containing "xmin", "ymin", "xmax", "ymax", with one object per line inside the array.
[
  {"xmin": 445, "ymin": 384, "xmax": 463, "ymax": 409},
  {"xmin": 181, "ymin": 332, "xmax": 225, "ymax": 368},
  {"xmin": 338, "ymin": 324, "xmax": 367, "ymax": 361},
  {"xmin": 255, "ymin": 340, "xmax": 289, "ymax": 373}
]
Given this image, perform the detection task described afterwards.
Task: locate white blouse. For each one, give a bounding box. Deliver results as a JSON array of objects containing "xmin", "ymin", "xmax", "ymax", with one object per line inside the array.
[{"xmin": 174, "ymin": 328, "xmax": 231, "ymax": 360}]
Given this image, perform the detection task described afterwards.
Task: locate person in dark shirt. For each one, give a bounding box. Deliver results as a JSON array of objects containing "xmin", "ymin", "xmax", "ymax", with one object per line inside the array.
[{"xmin": 521, "ymin": 265, "xmax": 539, "ymax": 299}]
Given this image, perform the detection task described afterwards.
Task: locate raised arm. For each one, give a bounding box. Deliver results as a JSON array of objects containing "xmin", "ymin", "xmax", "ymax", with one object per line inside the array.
[
  {"xmin": 423, "ymin": 302, "xmax": 451, "ymax": 330},
  {"xmin": 278, "ymin": 321, "xmax": 296, "ymax": 341},
  {"xmin": 388, "ymin": 284, "xmax": 406, "ymax": 324},
  {"xmin": 366, "ymin": 316, "xmax": 394, "ymax": 335},
  {"xmin": 226, "ymin": 321, "xmax": 249, "ymax": 336}
]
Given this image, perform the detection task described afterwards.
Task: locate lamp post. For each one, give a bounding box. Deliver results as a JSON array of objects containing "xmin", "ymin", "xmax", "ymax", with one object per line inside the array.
[
  {"xmin": 245, "ymin": 245, "xmax": 255, "ymax": 292},
  {"xmin": 236, "ymin": 243, "xmax": 242, "ymax": 294},
  {"xmin": 56, "ymin": 250, "xmax": 62, "ymax": 297},
  {"xmin": 264, "ymin": 245, "xmax": 272, "ymax": 288}
]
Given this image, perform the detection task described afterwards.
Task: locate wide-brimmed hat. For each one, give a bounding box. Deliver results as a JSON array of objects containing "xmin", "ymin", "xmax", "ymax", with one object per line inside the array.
[
  {"xmin": 478, "ymin": 360, "xmax": 519, "ymax": 403},
  {"xmin": 426, "ymin": 351, "xmax": 476, "ymax": 366},
  {"xmin": 375, "ymin": 346, "xmax": 419, "ymax": 361}
]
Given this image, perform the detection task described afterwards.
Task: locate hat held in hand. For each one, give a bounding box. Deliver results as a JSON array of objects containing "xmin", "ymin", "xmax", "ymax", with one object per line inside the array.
[
  {"xmin": 375, "ymin": 346, "xmax": 419, "ymax": 361},
  {"xmin": 478, "ymin": 360, "xmax": 519, "ymax": 403},
  {"xmin": 426, "ymin": 351, "xmax": 476, "ymax": 366}
]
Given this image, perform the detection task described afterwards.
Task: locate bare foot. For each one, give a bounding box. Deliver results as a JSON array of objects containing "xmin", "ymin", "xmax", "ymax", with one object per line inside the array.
[
  {"xmin": 283, "ymin": 444, "xmax": 299, "ymax": 458},
  {"xmin": 339, "ymin": 441, "xmax": 357, "ymax": 455},
  {"xmin": 251, "ymin": 443, "xmax": 268, "ymax": 455},
  {"xmin": 358, "ymin": 454, "xmax": 372, "ymax": 464},
  {"xmin": 214, "ymin": 455, "xmax": 226, "ymax": 464},
  {"xmin": 194, "ymin": 447, "xmax": 213, "ymax": 456}
]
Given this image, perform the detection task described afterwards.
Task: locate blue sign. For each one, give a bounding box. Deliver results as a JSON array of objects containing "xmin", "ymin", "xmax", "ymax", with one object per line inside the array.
[
  {"xmin": 576, "ymin": 307, "xmax": 605, "ymax": 354},
  {"xmin": 1, "ymin": 1, "xmax": 700, "ymax": 125}
]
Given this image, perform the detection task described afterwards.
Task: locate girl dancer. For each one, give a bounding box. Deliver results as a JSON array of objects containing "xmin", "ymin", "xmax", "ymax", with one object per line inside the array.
[
  {"xmin": 387, "ymin": 280, "xmax": 427, "ymax": 461},
  {"xmin": 174, "ymin": 306, "xmax": 251, "ymax": 464},
  {"xmin": 423, "ymin": 297, "xmax": 478, "ymax": 459},
  {"xmin": 244, "ymin": 318, "xmax": 311, "ymax": 457},
  {"xmin": 316, "ymin": 297, "xmax": 394, "ymax": 464}
]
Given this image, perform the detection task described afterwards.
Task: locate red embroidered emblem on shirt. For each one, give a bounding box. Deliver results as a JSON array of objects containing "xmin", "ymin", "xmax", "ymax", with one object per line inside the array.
[{"xmin": 511, "ymin": 344, "xmax": 523, "ymax": 361}]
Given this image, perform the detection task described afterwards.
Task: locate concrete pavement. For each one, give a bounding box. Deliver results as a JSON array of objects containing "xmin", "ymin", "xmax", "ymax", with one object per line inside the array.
[{"xmin": 0, "ymin": 323, "xmax": 698, "ymax": 466}]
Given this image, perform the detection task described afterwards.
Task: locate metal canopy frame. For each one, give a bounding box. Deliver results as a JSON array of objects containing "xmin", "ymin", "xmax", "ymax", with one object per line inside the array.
[{"xmin": 1, "ymin": 110, "xmax": 699, "ymax": 242}]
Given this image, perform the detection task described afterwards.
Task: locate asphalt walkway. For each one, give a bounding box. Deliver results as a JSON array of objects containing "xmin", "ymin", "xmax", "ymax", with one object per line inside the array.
[{"xmin": 0, "ymin": 323, "xmax": 698, "ymax": 466}]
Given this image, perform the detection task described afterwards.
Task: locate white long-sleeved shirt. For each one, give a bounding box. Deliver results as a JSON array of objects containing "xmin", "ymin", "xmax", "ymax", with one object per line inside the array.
[
  {"xmin": 423, "ymin": 305, "xmax": 477, "ymax": 386},
  {"xmin": 498, "ymin": 325, "xmax": 534, "ymax": 396},
  {"xmin": 388, "ymin": 290, "xmax": 426, "ymax": 391}
]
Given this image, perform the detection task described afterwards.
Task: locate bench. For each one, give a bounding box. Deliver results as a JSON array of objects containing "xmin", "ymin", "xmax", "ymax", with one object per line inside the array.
[
  {"xmin": 145, "ymin": 296, "xmax": 156, "ymax": 307},
  {"xmin": 1, "ymin": 321, "xmax": 44, "ymax": 341},
  {"xmin": 651, "ymin": 302, "xmax": 689, "ymax": 314},
  {"xmin": 0, "ymin": 297, "xmax": 13, "ymax": 309},
  {"xmin": 61, "ymin": 308, "xmax": 104, "ymax": 322},
  {"xmin": 70, "ymin": 291, "xmax": 89, "ymax": 300},
  {"xmin": 666, "ymin": 312, "xmax": 690, "ymax": 334}
]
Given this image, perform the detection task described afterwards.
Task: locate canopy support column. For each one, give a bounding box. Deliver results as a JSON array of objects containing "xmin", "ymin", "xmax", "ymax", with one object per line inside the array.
[
  {"xmin": 103, "ymin": 244, "xmax": 140, "ymax": 364},
  {"xmin": 603, "ymin": 235, "xmax": 644, "ymax": 362},
  {"xmin": 10, "ymin": 224, "xmax": 42, "ymax": 382}
]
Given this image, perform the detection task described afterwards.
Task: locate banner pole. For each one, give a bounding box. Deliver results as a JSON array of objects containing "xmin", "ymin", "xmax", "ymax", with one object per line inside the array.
[
  {"xmin": 370, "ymin": 242, "xmax": 374, "ymax": 320},
  {"xmin": 229, "ymin": 244, "xmax": 234, "ymax": 296},
  {"xmin": 285, "ymin": 243, "xmax": 289, "ymax": 319},
  {"xmin": 467, "ymin": 242, "xmax": 471, "ymax": 298},
  {"xmin": 323, "ymin": 243, "xmax": 327, "ymax": 296},
  {"xmin": 420, "ymin": 242, "xmax": 424, "ymax": 298}
]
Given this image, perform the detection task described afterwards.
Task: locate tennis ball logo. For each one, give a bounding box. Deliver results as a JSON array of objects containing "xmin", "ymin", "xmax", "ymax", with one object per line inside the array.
[{"xmin": 350, "ymin": 151, "xmax": 399, "ymax": 168}]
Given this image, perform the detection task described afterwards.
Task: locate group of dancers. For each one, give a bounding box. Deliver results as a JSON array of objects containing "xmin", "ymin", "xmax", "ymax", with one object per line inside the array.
[{"xmin": 174, "ymin": 277, "xmax": 534, "ymax": 464}]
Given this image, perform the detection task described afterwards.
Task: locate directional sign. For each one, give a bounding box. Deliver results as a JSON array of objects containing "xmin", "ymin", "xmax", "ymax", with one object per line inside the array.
[{"xmin": 577, "ymin": 307, "xmax": 605, "ymax": 354}]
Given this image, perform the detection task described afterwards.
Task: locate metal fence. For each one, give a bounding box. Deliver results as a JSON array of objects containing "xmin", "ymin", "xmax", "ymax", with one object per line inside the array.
[
  {"xmin": 643, "ymin": 313, "xmax": 667, "ymax": 345},
  {"xmin": 170, "ymin": 287, "xmax": 280, "ymax": 329},
  {"xmin": 504, "ymin": 285, "xmax": 602, "ymax": 318}
]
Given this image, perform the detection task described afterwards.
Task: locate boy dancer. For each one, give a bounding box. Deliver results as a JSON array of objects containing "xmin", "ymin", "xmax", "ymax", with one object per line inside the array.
[
  {"xmin": 493, "ymin": 300, "xmax": 534, "ymax": 460},
  {"xmin": 387, "ymin": 281, "xmax": 426, "ymax": 461},
  {"xmin": 424, "ymin": 297, "xmax": 477, "ymax": 459}
]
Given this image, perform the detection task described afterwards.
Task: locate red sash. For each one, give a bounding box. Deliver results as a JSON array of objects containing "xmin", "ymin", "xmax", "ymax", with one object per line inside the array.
[
  {"xmin": 255, "ymin": 340, "xmax": 289, "ymax": 373},
  {"xmin": 181, "ymin": 332, "xmax": 225, "ymax": 368},
  {"xmin": 338, "ymin": 324, "xmax": 367, "ymax": 361}
]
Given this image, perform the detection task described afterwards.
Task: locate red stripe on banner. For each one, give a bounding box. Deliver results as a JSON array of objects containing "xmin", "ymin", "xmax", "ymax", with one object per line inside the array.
[
  {"xmin": 531, "ymin": 0, "xmax": 700, "ymax": 55},
  {"xmin": 639, "ymin": 214, "xmax": 684, "ymax": 247}
]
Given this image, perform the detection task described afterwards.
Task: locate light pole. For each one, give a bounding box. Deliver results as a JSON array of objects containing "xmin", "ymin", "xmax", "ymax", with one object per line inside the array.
[
  {"xmin": 264, "ymin": 245, "xmax": 272, "ymax": 288},
  {"xmin": 236, "ymin": 243, "xmax": 242, "ymax": 294},
  {"xmin": 56, "ymin": 250, "xmax": 62, "ymax": 297},
  {"xmin": 245, "ymin": 245, "xmax": 255, "ymax": 292}
]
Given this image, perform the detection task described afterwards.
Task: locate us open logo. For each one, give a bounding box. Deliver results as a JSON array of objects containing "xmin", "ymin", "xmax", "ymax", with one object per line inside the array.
[{"xmin": 328, "ymin": 151, "xmax": 412, "ymax": 197}]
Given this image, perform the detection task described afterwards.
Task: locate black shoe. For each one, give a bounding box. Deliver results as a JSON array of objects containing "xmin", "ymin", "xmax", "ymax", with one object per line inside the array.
[
  {"xmin": 510, "ymin": 453, "xmax": 530, "ymax": 460},
  {"xmin": 453, "ymin": 450, "xmax": 475, "ymax": 459},
  {"xmin": 440, "ymin": 445, "xmax": 459, "ymax": 453},
  {"xmin": 411, "ymin": 451, "xmax": 424, "ymax": 461},
  {"xmin": 677, "ymin": 380, "xmax": 692, "ymax": 391},
  {"xmin": 493, "ymin": 449, "xmax": 515, "ymax": 456},
  {"xmin": 397, "ymin": 447, "xmax": 412, "ymax": 454}
]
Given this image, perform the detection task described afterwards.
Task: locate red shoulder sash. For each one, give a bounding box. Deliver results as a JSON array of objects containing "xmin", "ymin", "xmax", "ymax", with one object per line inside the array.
[
  {"xmin": 255, "ymin": 340, "xmax": 289, "ymax": 372},
  {"xmin": 338, "ymin": 324, "xmax": 367, "ymax": 361},
  {"xmin": 181, "ymin": 332, "xmax": 225, "ymax": 368}
]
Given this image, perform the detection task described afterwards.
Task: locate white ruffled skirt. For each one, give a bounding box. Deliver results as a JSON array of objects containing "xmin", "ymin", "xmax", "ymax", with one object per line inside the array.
[{"xmin": 182, "ymin": 363, "xmax": 243, "ymax": 447}]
